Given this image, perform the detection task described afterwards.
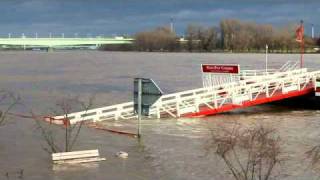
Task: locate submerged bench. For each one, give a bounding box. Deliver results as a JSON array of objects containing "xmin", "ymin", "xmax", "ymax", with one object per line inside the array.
[{"xmin": 52, "ymin": 149, "xmax": 106, "ymax": 164}]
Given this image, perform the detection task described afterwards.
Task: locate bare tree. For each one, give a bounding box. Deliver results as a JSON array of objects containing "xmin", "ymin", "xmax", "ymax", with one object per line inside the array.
[
  {"xmin": 135, "ymin": 26, "xmax": 177, "ymax": 52},
  {"xmin": 220, "ymin": 19, "xmax": 301, "ymax": 52},
  {"xmin": 305, "ymin": 143, "xmax": 320, "ymax": 174},
  {"xmin": 317, "ymin": 38, "xmax": 320, "ymax": 47},
  {"xmin": 185, "ymin": 24, "xmax": 218, "ymax": 52},
  {"xmin": 0, "ymin": 90, "xmax": 20, "ymax": 126},
  {"xmin": 205, "ymin": 122, "xmax": 283, "ymax": 180},
  {"xmin": 133, "ymin": 19, "xmax": 309, "ymax": 52},
  {"xmin": 198, "ymin": 26, "xmax": 218, "ymax": 51},
  {"xmin": 220, "ymin": 19, "xmax": 241, "ymax": 51},
  {"xmin": 306, "ymin": 145, "xmax": 320, "ymax": 169},
  {"xmin": 33, "ymin": 95, "xmax": 95, "ymax": 153},
  {"xmin": 186, "ymin": 24, "xmax": 199, "ymax": 52}
]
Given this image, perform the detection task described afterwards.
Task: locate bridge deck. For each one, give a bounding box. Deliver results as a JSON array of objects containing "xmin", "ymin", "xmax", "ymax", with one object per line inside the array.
[{"xmin": 0, "ymin": 37, "xmax": 133, "ymax": 47}]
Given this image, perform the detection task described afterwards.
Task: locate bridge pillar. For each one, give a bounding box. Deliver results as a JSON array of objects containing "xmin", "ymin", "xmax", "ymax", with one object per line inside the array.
[{"xmin": 46, "ymin": 47, "xmax": 54, "ymax": 52}]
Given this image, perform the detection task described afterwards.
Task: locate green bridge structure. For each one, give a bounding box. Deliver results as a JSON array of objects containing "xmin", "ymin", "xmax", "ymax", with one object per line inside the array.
[{"xmin": 0, "ymin": 37, "xmax": 134, "ymax": 49}]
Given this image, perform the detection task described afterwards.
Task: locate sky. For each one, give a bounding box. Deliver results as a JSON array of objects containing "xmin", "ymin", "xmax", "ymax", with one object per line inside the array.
[{"xmin": 0, "ymin": 0, "xmax": 319, "ymax": 37}]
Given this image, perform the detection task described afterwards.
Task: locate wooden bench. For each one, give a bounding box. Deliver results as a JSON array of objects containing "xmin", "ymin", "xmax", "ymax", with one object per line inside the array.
[{"xmin": 52, "ymin": 149, "xmax": 106, "ymax": 164}]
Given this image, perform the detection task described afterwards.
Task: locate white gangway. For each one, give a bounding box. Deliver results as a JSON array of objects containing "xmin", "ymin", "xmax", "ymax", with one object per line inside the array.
[{"xmin": 52, "ymin": 61, "xmax": 320, "ymax": 125}]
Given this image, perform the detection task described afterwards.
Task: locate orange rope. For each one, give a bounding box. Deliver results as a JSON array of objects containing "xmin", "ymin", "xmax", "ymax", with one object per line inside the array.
[
  {"xmin": 86, "ymin": 123, "xmax": 137, "ymax": 138},
  {"xmin": 7, "ymin": 112, "xmax": 137, "ymax": 137}
]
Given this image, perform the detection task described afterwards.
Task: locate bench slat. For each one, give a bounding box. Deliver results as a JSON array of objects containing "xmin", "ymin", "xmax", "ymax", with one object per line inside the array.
[
  {"xmin": 53, "ymin": 157, "xmax": 106, "ymax": 164},
  {"xmin": 52, "ymin": 150, "xmax": 98, "ymax": 157},
  {"xmin": 53, "ymin": 153, "xmax": 99, "ymax": 161}
]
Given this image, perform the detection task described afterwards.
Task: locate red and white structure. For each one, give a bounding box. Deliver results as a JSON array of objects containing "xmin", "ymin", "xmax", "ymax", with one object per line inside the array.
[{"xmin": 50, "ymin": 61, "xmax": 320, "ymax": 125}]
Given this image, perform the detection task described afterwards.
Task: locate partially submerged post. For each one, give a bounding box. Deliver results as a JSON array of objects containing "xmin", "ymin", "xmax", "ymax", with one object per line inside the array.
[
  {"xmin": 265, "ymin": 44, "xmax": 268, "ymax": 72},
  {"xmin": 134, "ymin": 78, "xmax": 163, "ymax": 138},
  {"xmin": 137, "ymin": 79, "xmax": 142, "ymax": 138}
]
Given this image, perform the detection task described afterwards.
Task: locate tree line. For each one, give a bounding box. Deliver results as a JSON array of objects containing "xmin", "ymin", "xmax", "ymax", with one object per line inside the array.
[{"xmin": 101, "ymin": 19, "xmax": 319, "ymax": 53}]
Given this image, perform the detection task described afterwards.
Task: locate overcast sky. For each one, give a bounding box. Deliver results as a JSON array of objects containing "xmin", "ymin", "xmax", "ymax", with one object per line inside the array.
[{"xmin": 0, "ymin": 0, "xmax": 319, "ymax": 37}]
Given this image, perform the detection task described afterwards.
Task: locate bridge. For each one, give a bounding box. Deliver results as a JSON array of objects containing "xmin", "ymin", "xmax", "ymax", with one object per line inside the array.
[
  {"xmin": 0, "ymin": 37, "xmax": 134, "ymax": 49},
  {"xmin": 50, "ymin": 61, "xmax": 320, "ymax": 125}
]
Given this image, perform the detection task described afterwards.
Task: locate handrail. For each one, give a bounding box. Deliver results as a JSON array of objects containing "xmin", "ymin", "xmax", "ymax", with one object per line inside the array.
[{"xmin": 279, "ymin": 61, "xmax": 292, "ymax": 71}]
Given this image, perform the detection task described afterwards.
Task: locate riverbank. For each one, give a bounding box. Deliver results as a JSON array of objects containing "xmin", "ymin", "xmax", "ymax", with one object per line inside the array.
[{"xmin": 99, "ymin": 44, "xmax": 320, "ymax": 54}]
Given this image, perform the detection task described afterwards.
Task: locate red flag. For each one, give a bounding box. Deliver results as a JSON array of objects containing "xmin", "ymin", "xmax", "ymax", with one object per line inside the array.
[{"xmin": 296, "ymin": 24, "xmax": 304, "ymax": 43}]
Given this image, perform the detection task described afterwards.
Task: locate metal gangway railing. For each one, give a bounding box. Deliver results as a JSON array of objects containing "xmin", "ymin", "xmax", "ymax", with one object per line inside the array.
[
  {"xmin": 239, "ymin": 61, "xmax": 299, "ymax": 78},
  {"xmin": 54, "ymin": 67, "xmax": 320, "ymax": 124},
  {"xmin": 279, "ymin": 61, "xmax": 300, "ymax": 72}
]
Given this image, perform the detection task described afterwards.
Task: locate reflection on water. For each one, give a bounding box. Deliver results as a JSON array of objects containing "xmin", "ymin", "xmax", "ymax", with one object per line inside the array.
[
  {"xmin": 0, "ymin": 51, "xmax": 319, "ymax": 179},
  {"xmin": 52, "ymin": 162, "xmax": 100, "ymax": 172}
]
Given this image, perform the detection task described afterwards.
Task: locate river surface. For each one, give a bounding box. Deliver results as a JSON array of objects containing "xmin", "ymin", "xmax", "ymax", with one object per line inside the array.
[{"xmin": 0, "ymin": 51, "xmax": 320, "ymax": 180}]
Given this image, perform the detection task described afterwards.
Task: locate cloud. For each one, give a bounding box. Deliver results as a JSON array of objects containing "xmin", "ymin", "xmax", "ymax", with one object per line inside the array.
[
  {"xmin": 0, "ymin": 0, "xmax": 318, "ymax": 35},
  {"xmin": 18, "ymin": 0, "xmax": 60, "ymax": 12},
  {"xmin": 173, "ymin": 9, "xmax": 235, "ymax": 19}
]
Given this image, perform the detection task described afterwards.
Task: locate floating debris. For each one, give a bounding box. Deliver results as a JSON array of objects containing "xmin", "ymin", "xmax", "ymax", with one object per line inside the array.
[{"xmin": 116, "ymin": 151, "xmax": 128, "ymax": 159}]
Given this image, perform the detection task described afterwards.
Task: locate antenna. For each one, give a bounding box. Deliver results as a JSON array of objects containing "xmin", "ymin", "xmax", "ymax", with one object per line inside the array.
[
  {"xmin": 170, "ymin": 18, "xmax": 174, "ymax": 33},
  {"xmin": 312, "ymin": 24, "xmax": 314, "ymax": 39}
]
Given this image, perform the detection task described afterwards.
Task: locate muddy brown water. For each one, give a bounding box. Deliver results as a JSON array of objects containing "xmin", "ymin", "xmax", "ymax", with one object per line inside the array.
[{"xmin": 0, "ymin": 51, "xmax": 320, "ymax": 180}]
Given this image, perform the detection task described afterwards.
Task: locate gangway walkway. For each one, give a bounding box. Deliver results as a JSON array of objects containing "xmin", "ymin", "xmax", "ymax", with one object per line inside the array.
[{"xmin": 52, "ymin": 65, "xmax": 320, "ymax": 125}]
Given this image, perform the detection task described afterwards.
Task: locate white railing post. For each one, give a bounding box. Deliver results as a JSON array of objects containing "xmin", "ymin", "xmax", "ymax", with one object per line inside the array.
[
  {"xmin": 213, "ymin": 93, "xmax": 218, "ymax": 108},
  {"xmin": 176, "ymin": 96, "xmax": 180, "ymax": 117},
  {"xmin": 231, "ymin": 89, "xmax": 236, "ymax": 104},
  {"xmin": 194, "ymin": 97, "xmax": 200, "ymax": 112},
  {"xmin": 92, "ymin": 111, "xmax": 98, "ymax": 123},
  {"xmin": 115, "ymin": 106, "xmax": 122, "ymax": 120},
  {"xmin": 156, "ymin": 106, "xmax": 161, "ymax": 118}
]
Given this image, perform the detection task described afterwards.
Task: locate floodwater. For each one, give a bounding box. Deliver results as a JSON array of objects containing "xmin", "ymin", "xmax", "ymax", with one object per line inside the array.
[{"xmin": 0, "ymin": 51, "xmax": 320, "ymax": 180}]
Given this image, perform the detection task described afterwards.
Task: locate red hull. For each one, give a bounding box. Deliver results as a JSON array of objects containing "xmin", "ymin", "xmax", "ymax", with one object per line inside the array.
[{"xmin": 184, "ymin": 85, "xmax": 315, "ymax": 117}]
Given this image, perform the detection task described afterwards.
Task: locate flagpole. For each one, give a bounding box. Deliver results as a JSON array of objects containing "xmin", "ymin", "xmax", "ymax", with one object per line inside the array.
[
  {"xmin": 300, "ymin": 20, "xmax": 304, "ymax": 68},
  {"xmin": 301, "ymin": 40, "xmax": 304, "ymax": 68},
  {"xmin": 265, "ymin": 44, "xmax": 268, "ymax": 73}
]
